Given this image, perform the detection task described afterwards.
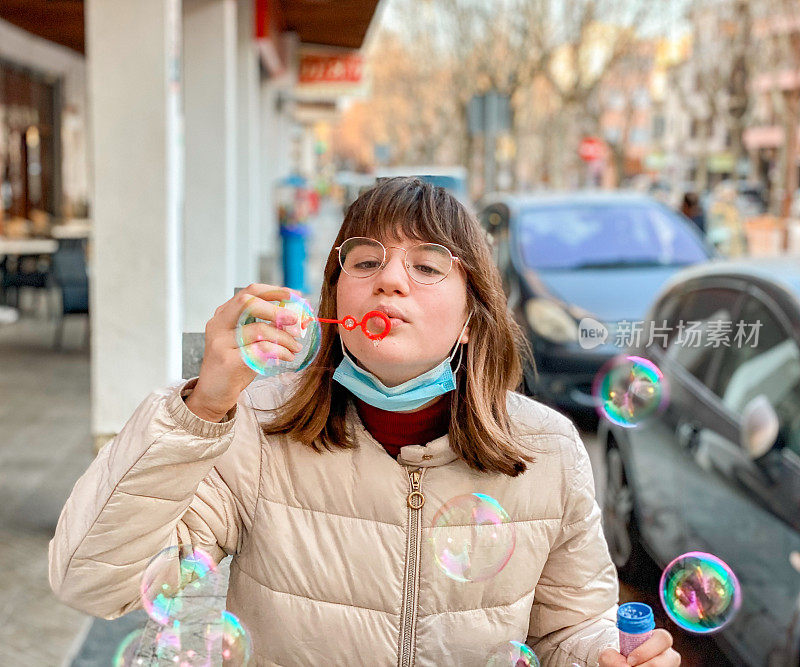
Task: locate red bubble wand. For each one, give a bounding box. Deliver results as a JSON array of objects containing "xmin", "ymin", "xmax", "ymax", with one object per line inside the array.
[{"xmin": 301, "ymin": 310, "xmax": 392, "ymax": 341}]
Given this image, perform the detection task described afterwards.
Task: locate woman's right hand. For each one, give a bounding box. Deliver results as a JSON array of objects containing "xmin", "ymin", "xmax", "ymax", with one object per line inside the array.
[{"xmin": 184, "ymin": 284, "xmax": 305, "ymax": 422}]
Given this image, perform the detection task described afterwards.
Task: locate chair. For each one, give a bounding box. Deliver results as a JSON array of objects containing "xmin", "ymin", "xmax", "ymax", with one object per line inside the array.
[
  {"xmin": 51, "ymin": 239, "xmax": 89, "ymax": 349},
  {"xmin": 0, "ymin": 253, "xmax": 51, "ymax": 312}
]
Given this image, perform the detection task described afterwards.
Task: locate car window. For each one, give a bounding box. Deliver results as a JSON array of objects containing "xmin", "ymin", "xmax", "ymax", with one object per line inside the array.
[
  {"xmin": 710, "ymin": 297, "xmax": 800, "ymax": 455},
  {"xmin": 517, "ymin": 203, "xmax": 708, "ymax": 270},
  {"xmin": 664, "ymin": 288, "xmax": 743, "ymax": 383},
  {"xmin": 644, "ymin": 293, "xmax": 683, "ymax": 352}
]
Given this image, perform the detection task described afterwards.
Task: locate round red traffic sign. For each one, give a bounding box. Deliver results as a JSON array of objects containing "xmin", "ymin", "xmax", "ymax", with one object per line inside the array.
[{"xmin": 579, "ymin": 137, "xmax": 605, "ymax": 162}]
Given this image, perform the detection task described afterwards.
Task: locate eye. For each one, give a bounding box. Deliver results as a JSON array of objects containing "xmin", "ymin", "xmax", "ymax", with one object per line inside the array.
[
  {"xmin": 412, "ymin": 263, "xmax": 443, "ymax": 275},
  {"xmin": 354, "ymin": 260, "xmax": 381, "ymax": 270}
]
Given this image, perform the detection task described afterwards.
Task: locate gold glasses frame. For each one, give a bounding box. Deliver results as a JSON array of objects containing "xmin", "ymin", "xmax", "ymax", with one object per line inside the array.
[{"xmin": 335, "ymin": 237, "xmax": 460, "ymax": 285}]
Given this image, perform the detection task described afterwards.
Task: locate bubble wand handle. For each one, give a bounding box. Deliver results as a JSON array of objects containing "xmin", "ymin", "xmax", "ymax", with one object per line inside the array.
[{"xmin": 305, "ymin": 310, "xmax": 391, "ymax": 341}]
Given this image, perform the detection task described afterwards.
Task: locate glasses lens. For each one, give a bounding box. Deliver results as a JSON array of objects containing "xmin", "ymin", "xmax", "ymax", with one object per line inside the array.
[
  {"xmin": 340, "ymin": 238, "xmax": 385, "ymax": 277},
  {"xmin": 406, "ymin": 244, "xmax": 453, "ymax": 284}
]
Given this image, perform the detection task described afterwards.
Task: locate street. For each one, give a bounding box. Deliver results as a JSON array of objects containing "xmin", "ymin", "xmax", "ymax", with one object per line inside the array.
[{"xmin": 580, "ymin": 427, "xmax": 734, "ymax": 667}]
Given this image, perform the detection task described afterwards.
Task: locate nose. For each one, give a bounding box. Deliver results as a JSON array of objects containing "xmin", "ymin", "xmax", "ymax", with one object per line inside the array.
[{"xmin": 372, "ymin": 249, "xmax": 410, "ymax": 295}]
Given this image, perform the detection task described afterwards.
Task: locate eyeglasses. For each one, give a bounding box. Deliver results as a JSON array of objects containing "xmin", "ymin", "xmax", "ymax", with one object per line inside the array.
[{"xmin": 335, "ymin": 237, "xmax": 460, "ymax": 285}]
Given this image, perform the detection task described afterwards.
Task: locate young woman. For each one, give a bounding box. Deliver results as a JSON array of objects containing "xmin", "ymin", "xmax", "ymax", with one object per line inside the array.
[{"xmin": 50, "ymin": 178, "xmax": 679, "ymax": 666}]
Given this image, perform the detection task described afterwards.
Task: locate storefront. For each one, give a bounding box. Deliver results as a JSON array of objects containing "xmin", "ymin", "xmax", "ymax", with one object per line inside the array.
[{"xmin": 0, "ymin": 58, "xmax": 59, "ymax": 225}]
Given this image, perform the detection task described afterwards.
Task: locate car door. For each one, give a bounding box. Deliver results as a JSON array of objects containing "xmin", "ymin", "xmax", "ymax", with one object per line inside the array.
[
  {"xmin": 628, "ymin": 284, "xmax": 746, "ymax": 567},
  {"xmin": 680, "ymin": 291, "xmax": 800, "ymax": 666}
]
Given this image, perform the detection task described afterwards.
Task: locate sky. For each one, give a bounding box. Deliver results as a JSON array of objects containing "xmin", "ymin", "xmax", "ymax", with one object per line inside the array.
[{"xmin": 375, "ymin": 0, "xmax": 695, "ymax": 44}]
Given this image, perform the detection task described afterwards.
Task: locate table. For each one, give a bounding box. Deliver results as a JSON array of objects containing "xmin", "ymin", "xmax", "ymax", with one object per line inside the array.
[
  {"xmin": 0, "ymin": 237, "xmax": 59, "ymax": 257},
  {"xmin": 51, "ymin": 219, "xmax": 92, "ymax": 240}
]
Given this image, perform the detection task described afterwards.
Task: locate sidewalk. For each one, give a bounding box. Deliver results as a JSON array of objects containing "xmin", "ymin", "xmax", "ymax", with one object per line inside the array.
[{"xmin": 0, "ymin": 311, "xmax": 93, "ymax": 666}]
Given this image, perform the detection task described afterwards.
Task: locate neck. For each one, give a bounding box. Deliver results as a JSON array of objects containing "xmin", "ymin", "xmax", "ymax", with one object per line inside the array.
[{"xmin": 355, "ymin": 395, "xmax": 451, "ymax": 457}]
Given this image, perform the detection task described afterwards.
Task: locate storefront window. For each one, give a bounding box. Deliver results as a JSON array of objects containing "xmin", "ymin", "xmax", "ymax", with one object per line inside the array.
[{"xmin": 0, "ymin": 59, "xmax": 56, "ymax": 223}]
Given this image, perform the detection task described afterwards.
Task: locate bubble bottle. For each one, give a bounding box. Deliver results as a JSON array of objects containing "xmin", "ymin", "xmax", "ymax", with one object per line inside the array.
[{"xmin": 617, "ymin": 602, "xmax": 654, "ymax": 657}]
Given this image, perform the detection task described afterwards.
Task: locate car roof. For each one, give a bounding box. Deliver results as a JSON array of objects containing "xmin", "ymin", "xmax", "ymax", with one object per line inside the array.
[
  {"xmin": 481, "ymin": 190, "xmax": 660, "ymax": 211},
  {"xmin": 660, "ymin": 256, "xmax": 800, "ymax": 299}
]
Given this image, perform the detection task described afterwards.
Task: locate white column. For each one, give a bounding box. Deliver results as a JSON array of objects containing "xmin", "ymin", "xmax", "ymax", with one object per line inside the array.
[
  {"xmin": 258, "ymin": 34, "xmax": 298, "ymax": 284},
  {"xmin": 235, "ymin": 0, "xmax": 260, "ymax": 288},
  {"xmin": 182, "ymin": 0, "xmax": 237, "ymax": 332},
  {"xmin": 257, "ymin": 82, "xmax": 286, "ymax": 284},
  {"xmin": 86, "ymin": 0, "xmax": 184, "ymax": 444}
]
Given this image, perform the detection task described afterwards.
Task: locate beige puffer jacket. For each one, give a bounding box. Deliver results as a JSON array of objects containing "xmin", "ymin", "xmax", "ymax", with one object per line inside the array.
[{"xmin": 49, "ymin": 376, "xmax": 620, "ymax": 666}]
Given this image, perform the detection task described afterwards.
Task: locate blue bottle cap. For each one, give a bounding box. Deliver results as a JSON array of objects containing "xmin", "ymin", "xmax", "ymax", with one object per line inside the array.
[{"xmin": 617, "ymin": 602, "xmax": 655, "ymax": 634}]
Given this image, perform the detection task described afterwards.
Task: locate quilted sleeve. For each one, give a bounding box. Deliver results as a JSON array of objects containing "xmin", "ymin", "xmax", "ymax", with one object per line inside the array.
[
  {"xmin": 48, "ymin": 378, "xmax": 262, "ymax": 619},
  {"xmin": 526, "ymin": 426, "xmax": 620, "ymax": 666}
]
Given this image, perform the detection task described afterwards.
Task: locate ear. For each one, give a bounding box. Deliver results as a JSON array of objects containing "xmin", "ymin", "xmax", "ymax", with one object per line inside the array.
[{"xmin": 460, "ymin": 326, "xmax": 470, "ymax": 344}]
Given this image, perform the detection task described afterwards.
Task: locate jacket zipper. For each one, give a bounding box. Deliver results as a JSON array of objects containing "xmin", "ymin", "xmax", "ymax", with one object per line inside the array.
[{"xmin": 398, "ymin": 467, "xmax": 426, "ymax": 667}]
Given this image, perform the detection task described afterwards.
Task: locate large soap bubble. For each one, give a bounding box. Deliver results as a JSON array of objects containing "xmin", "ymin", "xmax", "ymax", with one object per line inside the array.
[
  {"xmin": 659, "ymin": 551, "xmax": 741, "ymax": 633},
  {"xmin": 592, "ymin": 355, "xmax": 669, "ymax": 428},
  {"xmin": 429, "ymin": 493, "xmax": 516, "ymax": 583},
  {"xmin": 236, "ymin": 293, "xmax": 321, "ymax": 376}
]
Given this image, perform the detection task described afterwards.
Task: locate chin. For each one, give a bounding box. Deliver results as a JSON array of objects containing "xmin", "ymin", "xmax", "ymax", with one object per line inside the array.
[{"xmin": 355, "ymin": 339, "xmax": 405, "ymax": 363}]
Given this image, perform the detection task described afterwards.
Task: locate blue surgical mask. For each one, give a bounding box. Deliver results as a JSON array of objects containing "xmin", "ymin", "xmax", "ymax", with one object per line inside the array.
[{"xmin": 332, "ymin": 314, "xmax": 471, "ymax": 412}]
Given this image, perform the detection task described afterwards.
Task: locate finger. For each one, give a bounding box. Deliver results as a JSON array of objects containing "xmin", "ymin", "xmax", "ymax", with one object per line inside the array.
[
  {"xmin": 220, "ymin": 285, "xmax": 295, "ymax": 327},
  {"xmin": 638, "ymin": 647, "xmax": 681, "ymax": 667},
  {"xmin": 627, "ymin": 629, "xmax": 673, "ymax": 666},
  {"xmin": 599, "ymin": 647, "xmax": 629, "ymax": 667},
  {"xmin": 239, "ymin": 340, "xmax": 297, "ymax": 364},
  {"xmin": 234, "ymin": 295, "xmax": 298, "ymax": 331},
  {"xmin": 237, "ymin": 322, "xmax": 303, "ymax": 354}
]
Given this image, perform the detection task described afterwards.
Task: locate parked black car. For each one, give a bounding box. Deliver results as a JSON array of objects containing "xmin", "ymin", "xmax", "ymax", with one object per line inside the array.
[
  {"xmin": 478, "ymin": 192, "xmax": 712, "ymax": 418},
  {"xmin": 600, "ymin": 257, "xmax": 800, "ymax": 666}
]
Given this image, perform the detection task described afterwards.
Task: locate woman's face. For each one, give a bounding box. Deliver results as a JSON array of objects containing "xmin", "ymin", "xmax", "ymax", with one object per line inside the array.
[{"xmin": 336, "ymin": 233, "xmax": 470, "ymax": 387}]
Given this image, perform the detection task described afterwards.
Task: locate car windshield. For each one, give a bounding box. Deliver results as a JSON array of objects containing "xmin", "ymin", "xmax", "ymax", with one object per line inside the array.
[{"xmin": 517, "ymin": 202, "xmax": 709, "ymax": 271}]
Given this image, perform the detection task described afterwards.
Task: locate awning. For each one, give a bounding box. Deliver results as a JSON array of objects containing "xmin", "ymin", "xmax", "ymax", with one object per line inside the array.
[
  {"xmin": 0, "ymin": 0, "xmax": 84, "ymax": 53},
  {"xmin": 281, "ymin": 0, "xmax": 380, "ymax": 50},
  {"xmin": 0, "ymin": 0, "xmax": 381, "ymax": 55}
]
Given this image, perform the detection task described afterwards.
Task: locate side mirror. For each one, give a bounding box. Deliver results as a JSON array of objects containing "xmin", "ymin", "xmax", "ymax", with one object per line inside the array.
[{"xmin": 740, "ymin": 394, "xmax": 780, "ymax": 459}]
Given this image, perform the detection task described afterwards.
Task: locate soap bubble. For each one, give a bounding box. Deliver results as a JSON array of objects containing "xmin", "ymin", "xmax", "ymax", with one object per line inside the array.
[
  {"xmin": 485, "ymin": 640, "xmax": 540, "ymax": 666},
  {"xmin": 592, "ymin": 355, "xmax": 668, "ymax": 428},
  {"xmin": 140, "ymin": 545, "xmax": 217, "ymax": 627},
  {"xmin": 204, "ymin": 610, "xmax": 253, "ymax": 666},
  {"xmin": 113, "ymin": 629, "xmax": 147, "ymax": 666},
  {"xmin": 429, "ymin": 493, "xmax": 516, "ymax": 583},
  {"xmin": 659, "ymin": 551, "xmax": 741, "ymax": 633},
  {"xmin": 236, "ymin": 293, "xmax": 321, "ymax": 376},
  {"xmin": 155, "ymin": 625, "xmax": 183, "ymax": 663}
]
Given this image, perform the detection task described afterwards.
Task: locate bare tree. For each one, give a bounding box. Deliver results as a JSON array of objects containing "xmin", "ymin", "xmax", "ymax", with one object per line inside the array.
[
  {"xmin": 525, "ymin": 0, "xmax": 650, "ymax": 187},
  {"xmin": 334, "ymin": 0, "xmax": 651, "ymax": 191},
  {"xmin": 754, "ymin": 0, "xmax": 800, "ymax": 216},
  {"xmin": 667, "ymin": 0, "xmax": 755, "ymax": 192}
]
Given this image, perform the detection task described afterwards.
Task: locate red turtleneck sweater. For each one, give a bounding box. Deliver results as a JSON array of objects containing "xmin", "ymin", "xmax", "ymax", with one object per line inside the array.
[{"xmin": 355, "ymin": 397, "xmax": 451, "ymax": 459}]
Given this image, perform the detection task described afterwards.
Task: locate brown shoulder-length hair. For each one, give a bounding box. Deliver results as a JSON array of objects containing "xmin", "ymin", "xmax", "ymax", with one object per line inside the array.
[{"xmin": 262, "ymin": 176, "xmax": 534, "ymax": 476}]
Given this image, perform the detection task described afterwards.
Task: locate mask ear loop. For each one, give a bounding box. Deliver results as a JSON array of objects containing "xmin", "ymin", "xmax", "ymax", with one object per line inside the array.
[
  {"xmin": 339, "ymin": 334, "xmax": 353, "ymax": 362},
  {"xmin": 450, "ymin": 312, "xmax": 472, "ymax": 375}
]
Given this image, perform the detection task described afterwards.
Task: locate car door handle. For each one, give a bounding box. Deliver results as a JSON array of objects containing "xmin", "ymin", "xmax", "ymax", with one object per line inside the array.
[{"xmin": 677, "ymin": 420, "xmax": 701, "ymax": 452}]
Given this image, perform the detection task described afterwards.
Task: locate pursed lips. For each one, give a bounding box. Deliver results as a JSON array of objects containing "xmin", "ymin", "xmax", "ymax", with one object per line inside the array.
[{"xmin": 372, "ymin": 305, "xmax": 409, "ymax": 323}]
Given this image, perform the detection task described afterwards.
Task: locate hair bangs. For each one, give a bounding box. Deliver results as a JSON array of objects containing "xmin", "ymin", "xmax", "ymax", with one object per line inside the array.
[{"xmin": 340, "ymin": 178, "xmax": 462, "ymax": 251}]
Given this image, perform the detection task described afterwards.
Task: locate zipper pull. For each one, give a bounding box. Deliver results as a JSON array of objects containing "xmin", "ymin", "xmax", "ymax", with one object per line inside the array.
[{"xmin": 407, "ymin": 468, "xmax": 425, "ymax": 510}]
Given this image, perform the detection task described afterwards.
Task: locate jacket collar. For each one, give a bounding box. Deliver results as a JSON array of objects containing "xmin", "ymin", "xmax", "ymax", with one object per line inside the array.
[{"xmin": 348, "ymin": 403, "xmax": 459, "ymax": 468}]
